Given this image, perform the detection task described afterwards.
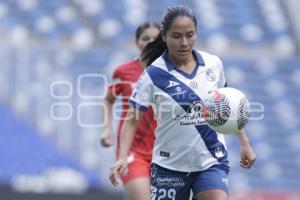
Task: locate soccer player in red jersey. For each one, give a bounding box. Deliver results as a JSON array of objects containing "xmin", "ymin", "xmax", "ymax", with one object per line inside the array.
[{"xmin": 100, "ymin": 22, "xmax": 160, "ymax": 200}]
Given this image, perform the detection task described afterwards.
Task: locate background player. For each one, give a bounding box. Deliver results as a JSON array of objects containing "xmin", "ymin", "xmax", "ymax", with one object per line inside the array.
[
  {"xmin": 100, "ymin": 22, "xmax": 160, "ymax": 200},
  {"xmin": 110, "ymin": 5, "xmax": 256, "ymax": 200}
]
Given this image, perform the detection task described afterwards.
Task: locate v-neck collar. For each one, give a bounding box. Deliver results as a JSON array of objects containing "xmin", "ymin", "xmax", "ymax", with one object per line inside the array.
[{"xmin": 162, "ymin": 49, "xmax": 205, "ymax": 79}]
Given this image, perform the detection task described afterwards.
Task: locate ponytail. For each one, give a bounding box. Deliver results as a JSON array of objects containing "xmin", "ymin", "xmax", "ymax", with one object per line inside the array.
[{"xmin": 141, "ymin": 33, "xmax": 167, "ymax": 66}]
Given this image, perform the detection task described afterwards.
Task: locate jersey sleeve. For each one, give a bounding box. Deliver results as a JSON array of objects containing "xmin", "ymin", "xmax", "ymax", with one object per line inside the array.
[
  {"xmin": 108, "ymin": 68, "xmax": 123, "ymax": 96},
  {"xmin": 215, "ymin": 56, "xmax": 227, "ymax": 88},
  {"xmin": 129, "ymin": 70, "xmax": 153, "ymax": 112}
]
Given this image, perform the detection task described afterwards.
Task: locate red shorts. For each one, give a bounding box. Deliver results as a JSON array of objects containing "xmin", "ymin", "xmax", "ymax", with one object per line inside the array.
[{"xmin": 120, "ymin": 152, "xmax": 151, "ymax": 185}]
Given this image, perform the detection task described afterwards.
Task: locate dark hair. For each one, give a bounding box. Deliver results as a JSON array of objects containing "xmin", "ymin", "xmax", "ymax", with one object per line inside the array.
[
  {"xmin": 141, "ymin": 5, "xmax": 197, "ymax": 66},
  {"xmin": 135, "ymin": 22, "xmax": 160, "ymax": 41}
]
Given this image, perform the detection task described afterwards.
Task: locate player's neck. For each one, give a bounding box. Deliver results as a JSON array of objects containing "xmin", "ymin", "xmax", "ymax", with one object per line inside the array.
[{"xmin": 168, "ymin": 53, "xmax": 196, "ymax": 74}]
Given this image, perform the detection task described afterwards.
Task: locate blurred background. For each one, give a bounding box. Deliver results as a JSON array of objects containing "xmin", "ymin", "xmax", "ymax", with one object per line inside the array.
[{"xmin": 0, "ymin": 0, "xmax": 299, "ymax": 199}]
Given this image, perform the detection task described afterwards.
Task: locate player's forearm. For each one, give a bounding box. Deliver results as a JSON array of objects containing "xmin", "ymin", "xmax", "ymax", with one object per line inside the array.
[
  {"xmin": 237, "ymin": 129, "xmax": 250, "ymax": 145},
  {"xmin": 119, "ymin": 121, "xmax": 136, "ymax": 159},
  {"xmin": 103, "ymin": 99, "xmax": 114, "ymax": 129},
  {"xmin": 119, "ymin": 109, "xmax": 143, "ymax": 159}
]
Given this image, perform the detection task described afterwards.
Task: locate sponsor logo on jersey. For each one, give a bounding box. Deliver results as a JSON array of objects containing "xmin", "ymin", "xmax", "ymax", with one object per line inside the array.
[
  {"xmin": 174, "ymin": 101, "xmax": 207, "ymax": 126},
  {"xmin": 155, "ymin": 177, "xmax": 185, "ymax": 187},
  {"xmin": 170, "ymin": 90, "xmax": 187, "ymax": 96},
  {"xmin": 166, "ymin": 80, "xmax": 180, "ymax": 88},
  {"xmin": 175, "ymin": 86, "xmax": 182, "ymax": 92}
]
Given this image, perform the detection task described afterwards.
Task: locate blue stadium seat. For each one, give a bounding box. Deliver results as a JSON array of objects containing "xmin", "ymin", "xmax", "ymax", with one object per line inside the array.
[
  {"xmin": 0, "ymin": 105, "xmax": 101, "ymax": 186},
  {"xmin": 0, "ymin": 0, "xmax": 295, "ymax": 46}
]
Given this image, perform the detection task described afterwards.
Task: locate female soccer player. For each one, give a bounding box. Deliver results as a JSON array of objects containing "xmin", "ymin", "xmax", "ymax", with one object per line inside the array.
[
  {"xmin": 100, "ymin": 22, "xmax": 160, "ymax": 200},
  {"xmin": 110, "ymin": 5, "xmax": 256, "ymax": 200}
]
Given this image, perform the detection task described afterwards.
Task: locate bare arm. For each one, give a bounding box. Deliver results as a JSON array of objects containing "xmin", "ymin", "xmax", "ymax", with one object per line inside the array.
[
  {"xmin": 119, "ymin": 107, "xmax": 144, "ymax": 159},
  {"xmin": 100, "ymin": 91, "xmax": 116, "ymax": 147},
  {"xmin": 237, "ymin": 129, "xmax": 256, "ymax": 169},
  {"xmin": 109, "ymin": 106, "xmax": 144, "ymax": 186}
]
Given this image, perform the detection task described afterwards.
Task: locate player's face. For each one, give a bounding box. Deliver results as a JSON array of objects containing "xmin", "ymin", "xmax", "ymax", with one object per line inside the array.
[
  {"xmin": 136, "ymin": 27, "xmax": 160, "ymax": 52},
  {"xmin": 163, "ymin": 16, "xmax": 197, "ymax": 63}
]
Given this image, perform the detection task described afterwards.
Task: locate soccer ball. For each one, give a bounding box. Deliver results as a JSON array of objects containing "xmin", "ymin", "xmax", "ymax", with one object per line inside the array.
[{"xmin": 203, "ymin": 87, "xmax": 250, "ymax": 134}]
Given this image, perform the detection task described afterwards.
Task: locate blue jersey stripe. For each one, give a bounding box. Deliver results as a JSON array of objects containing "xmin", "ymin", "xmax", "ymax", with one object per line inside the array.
[{"xmin": 147, "ymin": 66, "xmax": 228, "ymax": 165}]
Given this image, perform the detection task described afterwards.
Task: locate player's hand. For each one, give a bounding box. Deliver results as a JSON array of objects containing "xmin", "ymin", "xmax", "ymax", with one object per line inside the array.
[
  {"xmin": 100, "ymin": 127, "xmax": 113, "ymax": 147},
  {"xmin": 240, "ymin": 142, "xmax": 256, "ymax": 169},
  {"xmin": 109, "ymin": 158, "xmax": 128, "ymax": 186}
]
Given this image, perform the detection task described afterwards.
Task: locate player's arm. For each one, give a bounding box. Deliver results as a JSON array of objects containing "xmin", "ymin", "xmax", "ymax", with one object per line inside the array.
[
  {"xmin": 100, "ymin": 91, "xmax": 116, "ymax": 147},
  {"xmin": 237, "ymin": 129, "xmax": 256, "ymax": 169},
  {"xmin": 109, "ymin": 106, "xmax": 144, "ymax": 186},
  {"xmin": 109, "ymin": 69, "xmax": 153, "ymax": 186},
  {"xmin": 119, "ymin": 106, "xmax": 144, "ymax": 159},
  {"xmin": 100, "ymin": 67, "xmax": 123, "ymax": 147}
]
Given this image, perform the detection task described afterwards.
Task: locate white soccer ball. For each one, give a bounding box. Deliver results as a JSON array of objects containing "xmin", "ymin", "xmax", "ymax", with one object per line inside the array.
[{"xmin": 203, "ymin": 87, "xmax": 250, "ymax": 134}]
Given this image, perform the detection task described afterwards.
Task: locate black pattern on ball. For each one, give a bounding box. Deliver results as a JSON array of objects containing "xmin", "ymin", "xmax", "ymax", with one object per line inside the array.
[
  {"xmin": 237, "ymin": 97, "xmax": 250, "ymax": 129},
  {"xmin": 205, "ymin": 94, "xmax": 230, "ymax": 127}
]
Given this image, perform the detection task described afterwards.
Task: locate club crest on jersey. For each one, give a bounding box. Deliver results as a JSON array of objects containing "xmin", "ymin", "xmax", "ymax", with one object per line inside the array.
[
  {"xmin": 166, "ymin": 80, "xmax": 180, "ymax": 88},
  {"xmin": 206, "ymin": 69, "xmax": 216, "ymax": 81},
  {"xmin": 190, "ymin": 81, "xmax": 198, "ymax": 89}
]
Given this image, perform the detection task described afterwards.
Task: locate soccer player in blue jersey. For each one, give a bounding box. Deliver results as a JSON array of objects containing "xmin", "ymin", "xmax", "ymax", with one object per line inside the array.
[{"xmin": 110, "ymin": 5, "xmax": 256, "ymax": 200}]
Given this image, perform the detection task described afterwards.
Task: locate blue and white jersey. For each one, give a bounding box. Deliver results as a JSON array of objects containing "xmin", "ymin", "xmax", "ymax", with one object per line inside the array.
[{"xmin": 129, "ymin": 50, "xmax": 229, "ymax": 172}]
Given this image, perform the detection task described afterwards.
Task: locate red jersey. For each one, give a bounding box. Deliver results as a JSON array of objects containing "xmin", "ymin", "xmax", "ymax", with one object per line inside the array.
[{"xmin": 108, "ymin": 59, "xmax": 156, "ymax": 160}]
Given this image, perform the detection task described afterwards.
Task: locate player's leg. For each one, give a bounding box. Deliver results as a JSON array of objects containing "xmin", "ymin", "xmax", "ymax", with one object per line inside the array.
[
  {"xmin": 124, "ymin": 177, "xmax": 151, "ymax": 200},
  {"xmin": 120, "ymin": 153, "xmax": 151, "ymax": 200},
  {"xmin": 192, "ymin": 165, "xmax": 229, "ymax": 200}
]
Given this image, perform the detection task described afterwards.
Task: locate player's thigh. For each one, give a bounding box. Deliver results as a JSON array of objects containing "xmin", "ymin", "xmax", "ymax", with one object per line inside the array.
[
  {"xmin": 192, "ymin": 165, "xmax": 229, "ymax": 200},
  {"xmin": 196, "ymin": 189, "xmax": 227, "ymax": 200},
  {"xmin": 151, "ymin": 163, "xmax": 192, "ymax": 200},
  {"xmin": 124, "ymin": 177, "xmax": 151, "ymax": 200}
]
